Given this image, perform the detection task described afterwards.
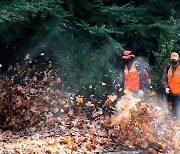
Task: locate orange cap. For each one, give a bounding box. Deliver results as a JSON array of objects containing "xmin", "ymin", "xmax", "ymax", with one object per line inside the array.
[
  {"xmin": 121, "ymin": 50, "xmax": 135, "ymax": 59},
  {"xmin": 170, "ymin": 52, "xmax": 179, "ymax": 60}
]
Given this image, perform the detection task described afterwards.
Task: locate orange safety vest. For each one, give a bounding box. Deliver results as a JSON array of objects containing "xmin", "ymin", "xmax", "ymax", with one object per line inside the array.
[
  {"xmin": 124, "ymin": 61, "xmax": 140, "ymax": 90},
  {"xmin": 167, "ymin": 65, "xmax": 180, "ymax": 94}
]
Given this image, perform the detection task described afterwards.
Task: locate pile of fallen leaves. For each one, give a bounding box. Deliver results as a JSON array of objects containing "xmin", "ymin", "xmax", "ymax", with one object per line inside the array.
[
  {"xmin": 0, "ymin": 54, "xmax": 69, "ymax": 130},
  {"xmin": 0, "ymin": 54, "xmax": 179, "ymax": 153},
  {"xmin": 0, "ymin": 90, "xmax": 179, "ymax": 153},
  {"xmin": 111, "ymin": 92, "xmax": 180, "ymax": 153}
]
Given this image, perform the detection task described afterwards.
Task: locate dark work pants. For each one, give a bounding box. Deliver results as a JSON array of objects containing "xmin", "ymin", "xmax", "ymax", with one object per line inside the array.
[{"xmin": 165, "ymin": 94, "xmax": 180, "ymax": 120}]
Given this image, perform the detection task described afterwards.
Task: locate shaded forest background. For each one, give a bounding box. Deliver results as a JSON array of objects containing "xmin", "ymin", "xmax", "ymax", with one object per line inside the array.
[{"xmin": 0, "ymin": 0, "xmax": 179, "ymax": 98}]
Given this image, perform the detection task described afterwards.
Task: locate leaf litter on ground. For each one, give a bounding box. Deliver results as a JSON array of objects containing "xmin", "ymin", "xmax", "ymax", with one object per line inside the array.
[{"xmin": 0, "ymin": 54, "xmax": 179, "ymax": 153}]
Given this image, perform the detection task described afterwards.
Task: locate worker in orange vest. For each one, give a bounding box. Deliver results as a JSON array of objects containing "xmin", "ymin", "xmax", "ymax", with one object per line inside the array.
[
  {"xmin": 115, "ymin": 50, "xmax": 150, "ymax": 96},
  {"xmin": 162, "ymin": 52, "xmax": 180, "ymax": 120}
]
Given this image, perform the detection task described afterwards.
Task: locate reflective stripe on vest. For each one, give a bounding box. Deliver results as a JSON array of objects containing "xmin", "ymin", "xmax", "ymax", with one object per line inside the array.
[
  {"xmin": 167, "ymin": 65, "xmax": 180, "ymax": 94},
  {"xmin": 124, "ymin": 61, "xmax": 140, "ymax": 90}
]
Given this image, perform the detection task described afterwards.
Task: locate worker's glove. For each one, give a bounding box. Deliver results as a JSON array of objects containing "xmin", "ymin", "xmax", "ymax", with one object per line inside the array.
[
  {"xmin": 165, "ymin": 87, "xmax": 170, "ymax": 94},
  {"xmin": 138, "ymin": 90, "xmax": 144, "ymax": 96},
  {"xmin": 118, "ymin": 88, "xmax": 123, "ymax": 92}
]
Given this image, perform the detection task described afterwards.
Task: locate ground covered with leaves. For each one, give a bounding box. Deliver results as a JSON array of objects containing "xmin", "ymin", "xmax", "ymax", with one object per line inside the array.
[{"xmin": 0, "ymin": 55, "xmax": 179, "ymax": 153}]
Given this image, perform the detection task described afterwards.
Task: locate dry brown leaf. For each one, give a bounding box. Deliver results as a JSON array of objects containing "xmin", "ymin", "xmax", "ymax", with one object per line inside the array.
[
  {"xmin": 43, "ymin": 133, "xmax": 48, "ymax": 138},
  {"xmin": 56, "ymin": 78, "xmax": 61, "ymax": 83},
  {"xmin": 48, "ymin": 139, "xmax": 55, "ymax": 145},
  {"xmin": 107, "ymin": 94, "xmax": 117, "ymax": 102},
  {"xmin": 24, "ymin": 53, "xmax": 30, "ymax": 60},
  {"xmin": 110, "ymin": 115, "xmax": 119, "ymax": 126},
  {"xmin": 63, "ymin": 136, "xmax": 71, "ymax": 144},
  {"xmin": 75, "ymin": 96, "xmax": 83, "ymax": 104},
  {"xmin": 150, "ymin": 91, "xmax": 156, "ymax": 96},
  {"xmin": 140, "ymin": 141, "xmax": 148, "ymax": 149},
  {"xmin": 99, "ymin": 81, "xmax": 106, "ymax": 86},
  {"xmin": 86, "ymin": 101, "xmax": 94, "ymax": 107},
  {"xmin": 105, "ymin": 100, "xmax": 113, "ymax": 107},
  {"xmin": 16, "ymin": 96, "xmax": 23, "ymax": 108},
  {"xmin": 149, "ymin": 98, "xmax": 153, "ymax": 103},
  {"xmin": 104, "ymin": 119, "xmax": 111, "ymax": 127},
  {"xmin": 32, "ymin": 76, "xmax": 37, "ymax": 81},
  {"xmin": 17, "ymin": 138, "xmax": 24, "ymax": 143},
  {"xmin": 98, "ymin": 100, "xmax": 103, "ymax": 103},
  {"xmin": 89, "ymin": 85, "xmax": 93, "ymax": 89},
  {"xmin": 89, "ymin": 129, "xmax": 95, "ymax": 135},
  {"xmin": 68, "ymin": 109, "xmax": 74, "ymax": 116},
  {"xmin": 77, "ymin": 107, "xmax": 82, "ymax": 114}
]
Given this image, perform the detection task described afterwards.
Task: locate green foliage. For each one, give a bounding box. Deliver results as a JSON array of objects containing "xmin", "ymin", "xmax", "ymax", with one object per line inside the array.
[
  {"xmin": 48, "ymin": 29, "xmax": 121, "ymax": 98},
  {"xmin": 151, "ymin": 14, "xmax": 180, "ymax": 90},
  {"xmin": 0, "ymin": 0, "xmax": 68, "ymax": 41},
  {"xmin": 0, "ymin": 0, "xmax": 179, "ymax": 97}
]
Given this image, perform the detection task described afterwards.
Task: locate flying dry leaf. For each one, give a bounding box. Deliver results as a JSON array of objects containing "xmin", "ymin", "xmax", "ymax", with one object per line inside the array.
[
  {"xmin": 149, "ymin": 98, "xmax": 153, "ymax": 103},
  {"xmin": 31, "ymin": 139, "xmax": 37, "ymax": 145},
  {"xmin": 146, "ymin": 89, "xmax": 151, "ymax": 93},
  {"xmin": 99, "ymin": 81, "xmax": 106, "ymax": 85},
  {"xmin": 91, "ymin": 137, "xmax": 98, "ymax": 145},
  {"xmin": 43, "ymin": 133, "xmax": 48, "ymax": 138},
  {"xmin": 75, "ymin": 96, "xmax": 83, "ymax": 104},
  {"xmin": 105, "ymin": 100, "xmax": 113, "ymax": 107},
  {"xmin": 17, "ymin": 138, "xmax": 24, "ymax": 143},
  {"xmin": 92, "ymin": 109, "xmax": 103, "ymax": 117},
  {"xmin": 77, "ymin": 107, "xmax": 82, "ymax": 114},
  {"xmin": 104, "ymin": 119, "xmax": 111, "ymax": 127},
  {"xmin": 52, "ymin": 107, "xmax": 59, "ymax": 113},
  {"xmin": 124, "ymin": 89, "xmax": 131, "ymax": 95},
  {"xmin": 168, "ymin": 151, "xmax": 175, "ymax": 154},
  {"xmin": 89, "ymin": 85, "xmax": 93, "ymax": 89},
  {"xmin": 125, "ymin": 140, "xmax": 131, "ymax": 146},
  {"xmin": 61, "ymin": 100, "xmax": 67, "ymax": 105},
  {"xmin": 86, "ymin": 141, "xmax": 93, "ymax": 150},
  {"xmin": 48, "ymin": 139, "xmax": 55, "ymax": 145},
  {"xmin": 101, "ymin": 25, "xmax": 105, "ymax": 29},
  {"xmin": 56, "ymin": 78, "xmax": 61, "ymax": 83},
  {"xmin": 68, "ymin": 109, "xmax": 74, "ymax": 116},
  {"xmin": 121, "ymin": 104, "xmax": 129, "ymax": 110},
  {"xmin": 98, "ymin": 100, "xmax": 103, "ymax": 103},
  {"xmin": 30, "ymin": 88, "xmax": 36, "ymax": 94},
  {"xmin": 107, "ymin": 94, "xmax": 117, "ymax": 102},
  {"xmin": 24, "ymin": 53, "xmax": 30, "ymax": 60},
  {"xmin": 32, "ymin": 76, "xmax": 37, "ymax": 81},
  {"xmin": 158, "ymin": 110, "xmax": 165, "ymax": 116},
  {"xmin": 89, "ymin": 129, "xmax": 95, "ymax": 135},
  {"xmin": 16, "ymin": 96, "xmax": 23, "ymax": 108},
  {"xmin": 86, "ymin": 101, "xmax": 94, "ymax": 107},
  {"xmin": 140, "ymin": 141, "xmax": 148, "ymax": 149},
  {"xmin": 110, "ymin": 115, "xmax": 119, "ymax": 126},
  {"xmin": 41, "ymin": 106, "xmax": 49, "ymax": 112},
  {"xmin": 71, "ymin": 143, "xmax": 78, "ymax": 151},
  {"xmin": 168, "ymin": 102, "xmax": 172, "ymax": 109},
  {"xmin": 63, "ymin": 136, "xmax": 71, "ymax": 144},
  {"xmin": 81, "ymin": 146, "xmax": 88, "ymax": 153},
  {"xmin": 135, "ymin": 137, "xmax": 142, "ymax": 145},
  {"xmin": 135, "ymin": 119, "xmax": 139, "ymax": 126},
  {"xmin": 150, "ymin": 91, "xmax": 156, "ymax": 96},
  {"xmin": 40, "ymin": 52, "xmax": 45, "ymax": 56},
  {"xmin": 147, "ymin": 134, "xmax": 154, "ymax": 142}
]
